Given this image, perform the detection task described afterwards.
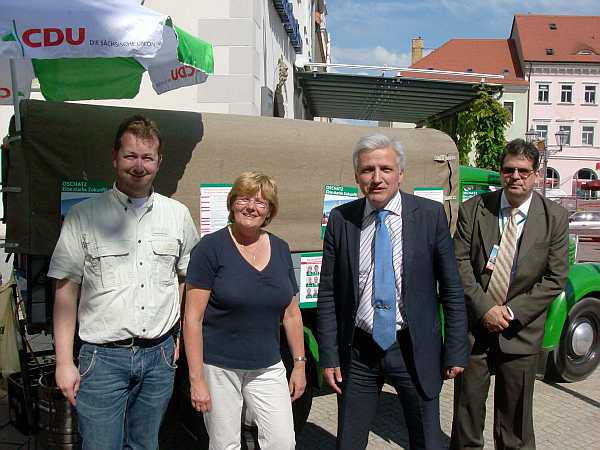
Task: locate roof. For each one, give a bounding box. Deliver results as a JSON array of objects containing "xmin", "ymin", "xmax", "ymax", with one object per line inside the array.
[
  {"xmin": 296, "ymin": 71, "xmax": 502, "ymax": 124},
  {"xmin": 409, "ymin": 39, "xmax": 528, "ymax": 86},
  {"xmin": 511, "ymin": 15, "xmax": 600, "ymax": 63}
]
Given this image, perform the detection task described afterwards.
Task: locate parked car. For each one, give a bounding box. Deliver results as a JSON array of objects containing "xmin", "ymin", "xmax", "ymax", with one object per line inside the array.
[{"xmin": 569, "ymin": 211, "xmax": 600, "ymax": 241}]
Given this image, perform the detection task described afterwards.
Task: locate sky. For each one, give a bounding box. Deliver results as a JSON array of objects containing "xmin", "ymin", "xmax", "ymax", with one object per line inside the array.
[{"xmin": 326, "ymin": 0, "xmax": 600, "ymax": 69}]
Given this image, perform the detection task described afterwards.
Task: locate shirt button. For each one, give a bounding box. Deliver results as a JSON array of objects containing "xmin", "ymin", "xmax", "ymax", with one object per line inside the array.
[
  {"xmin": 138, "ymin": 240, "xmax": 142, "ymax": 244},
  {"xmin": 142, "ymin": 328, "xmax": 146, "ymax": 332},
  {"xmin": 139, "ymin": 262, "xmax": 143, "ymax": 266},
  {"xmin": 141, "ymin": 306, "xmax": 145, "ymax": 310},
  {"xmin": 124, "ymin": 207, "xmax": 128, "ymax": 211},
  {"xmin": 141, "ymin": 284, "xmax": 144, "ymax": 288}
]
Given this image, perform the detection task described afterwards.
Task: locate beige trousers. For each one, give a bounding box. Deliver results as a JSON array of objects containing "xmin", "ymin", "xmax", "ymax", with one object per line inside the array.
[{"xmin": 203, "ymin": 361, "xmax": 295, "ymax": 450}]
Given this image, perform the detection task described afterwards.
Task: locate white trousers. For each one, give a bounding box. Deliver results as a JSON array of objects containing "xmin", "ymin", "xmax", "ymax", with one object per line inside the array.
[{"xmin": 203, "ymin": 361, "xmax": 295, "ymax": 450}]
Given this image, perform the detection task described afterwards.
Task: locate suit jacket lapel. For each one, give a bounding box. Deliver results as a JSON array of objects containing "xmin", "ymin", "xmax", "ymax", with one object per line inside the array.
[
  {"xmin": 346, "ymin": 198, "xmax": 364, "ymax": 308},
  {"xmin": 516, "ymin": 192, "xmax": 544, "ymax": 268},
  {"xmin": 478, "ymin": 190, "xmax": 502, "ymax": 260},
  {"xmin": 401, "ymin": 191, "xmax": 417, "ymax": 293}
]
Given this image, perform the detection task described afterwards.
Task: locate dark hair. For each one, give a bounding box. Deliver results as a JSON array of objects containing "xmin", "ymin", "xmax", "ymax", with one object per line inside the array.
[
  {"xmin": 500, "ymin": 138, "xmax": 540, "ymax": 171},
  {"xmin": 113, "ymin": 115, "xmax": 163, "ymax": 154}
]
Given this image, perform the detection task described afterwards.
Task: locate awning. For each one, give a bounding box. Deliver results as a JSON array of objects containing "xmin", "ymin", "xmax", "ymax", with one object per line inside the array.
[
  {"xmin": 582, "ymin": 180, "xmax": 600, "ymax": 191},
  {"xmin": 296, "ymin": 71, "xmax": 503, "ymax": 124}
]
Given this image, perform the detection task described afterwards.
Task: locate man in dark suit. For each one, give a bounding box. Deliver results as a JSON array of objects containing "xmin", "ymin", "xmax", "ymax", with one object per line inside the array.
[
  {"xmin": 450, "ymin": 139, "xmax": 569, "ymax": 450},
  {"xmin": 317, "ymin": 134, "xmax": 468, "ymax": 450}
]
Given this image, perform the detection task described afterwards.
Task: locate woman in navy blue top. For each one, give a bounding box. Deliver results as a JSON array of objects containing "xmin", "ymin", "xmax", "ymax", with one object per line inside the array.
[{"xmin": 184, "ymin": 172, "xmax": 306, "ymax": 449}]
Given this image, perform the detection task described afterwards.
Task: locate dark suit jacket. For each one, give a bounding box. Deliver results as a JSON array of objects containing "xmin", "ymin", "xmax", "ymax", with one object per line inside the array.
[
  {"xmin": 453, "ymin": 189, "xmax": 569, "ymax": 354},
  {"xmin": 316, "ymin": 191, "xmax": 468, "ymax": 400}
]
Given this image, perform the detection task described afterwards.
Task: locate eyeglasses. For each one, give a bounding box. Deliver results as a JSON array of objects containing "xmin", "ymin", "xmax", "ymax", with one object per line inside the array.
[
  {"xmin": 235, "ymin": 197, "xmax": 269, "ymax": 210},
  {"xmin": 500, "ymin": 167, "xmax": 535, "ymax": 179}
]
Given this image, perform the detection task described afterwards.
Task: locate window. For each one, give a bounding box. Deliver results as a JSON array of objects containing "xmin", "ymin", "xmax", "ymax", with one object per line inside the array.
[
  {"xmin": 546, "ymin": 167, "xmax": 560, "ymax": 189},
  {"xmin": 535, "ymin": 124, "xmax": 548, "ymax": 141},
  {"xmin": 561, "ymin": 85, "xmax": 573, "ymax": 103},
  {"xmin": 559, "ymin": 125, "xmax": 571, "ymax": 145},
  {"xmin": 503, "ymin": 102, "xmax": 514, "ymax": 122},
  {"xmin": 538, "ymin": 84, "xmax": 549, "ymax": 102},
  {"xmin": 585, "ymin": 85, "xmax": 596, "ymax": 104},
  {"xmin": 582, "ymin": 126, "xmax": 595, "ymax": 146}
]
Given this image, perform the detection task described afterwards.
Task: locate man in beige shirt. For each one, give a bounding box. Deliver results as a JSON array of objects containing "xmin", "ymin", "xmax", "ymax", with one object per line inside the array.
[{"xmin": 49, "ymin": 115, "xmax": 198, "ymax": 450}]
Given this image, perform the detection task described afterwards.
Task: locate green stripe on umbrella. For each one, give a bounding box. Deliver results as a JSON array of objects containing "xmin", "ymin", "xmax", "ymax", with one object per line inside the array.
[{"xmin": 33, "ymin": 57, "xmax": 145, "ymax": 101}]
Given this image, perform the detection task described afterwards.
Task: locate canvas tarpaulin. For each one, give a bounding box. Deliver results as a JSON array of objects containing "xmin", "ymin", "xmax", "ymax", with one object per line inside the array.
[{"xmin": 4, "ymin": 100, "xmax": 459, "ymax": 255}]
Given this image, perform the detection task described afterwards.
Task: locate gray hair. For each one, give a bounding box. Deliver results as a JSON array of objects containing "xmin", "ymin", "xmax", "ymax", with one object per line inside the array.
[{"xmin": 352, "ymin": 134, "xmax": 406, "ymax": 172}]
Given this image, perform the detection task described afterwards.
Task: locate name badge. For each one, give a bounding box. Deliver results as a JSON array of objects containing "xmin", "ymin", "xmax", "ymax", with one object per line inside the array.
[{"xmin": 486, "ymin": 244, "xmax": 500, "ymax": 271}]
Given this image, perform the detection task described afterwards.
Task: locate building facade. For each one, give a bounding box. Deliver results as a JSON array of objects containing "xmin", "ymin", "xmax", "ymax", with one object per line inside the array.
[
  {"xmin": 511, "ymin": 15, "xmax": 600, "ymax": 196},
  {"xmin": 0, "ymin": 0, "xmax": 330, "ymax": 136},
  {"xmin": 409, "ymin": 38, "xmax": 529, "ymax": 143}
]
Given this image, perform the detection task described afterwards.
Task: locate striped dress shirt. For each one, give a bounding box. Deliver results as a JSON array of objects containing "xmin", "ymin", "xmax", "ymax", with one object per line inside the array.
[{"xmin": 355, "ymin": 191, "xmax": 406, "ymax": 333}]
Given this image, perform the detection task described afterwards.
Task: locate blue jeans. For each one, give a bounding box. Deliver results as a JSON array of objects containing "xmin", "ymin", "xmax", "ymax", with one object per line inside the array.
[{"xmin": 76, "ymin": 338, "xmax": 177, "ymax": 450}]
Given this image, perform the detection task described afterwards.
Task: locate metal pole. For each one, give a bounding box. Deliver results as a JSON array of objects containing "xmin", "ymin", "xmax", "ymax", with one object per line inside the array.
[
  {"xmin": 9, "ymin": 59, "xmax": 22, "ymax": 133},
  {"xmin": 542, "ymin": 148, "xmax": 548, "ymax": 197}
]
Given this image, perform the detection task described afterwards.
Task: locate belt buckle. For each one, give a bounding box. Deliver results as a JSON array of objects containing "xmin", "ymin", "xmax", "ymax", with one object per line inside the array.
[{"xmin": 114, "ymin": 337, "xmax": 135, "ymax": 348}]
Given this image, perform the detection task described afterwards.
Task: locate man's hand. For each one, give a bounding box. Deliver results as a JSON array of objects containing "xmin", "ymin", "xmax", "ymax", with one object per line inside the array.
[
  {"xmin": 190, "ymin": 378, "xmax": 212, "ymax": 413},
  {"xmin": 322, "ymin": 367, "xmax": 343, "ymax": 395},
  {"xmin": 481, "ymin": 305, "xmax": 512, "ymax": 332},
  {"xmin": 55, "ymin": 362, "xmax": 80, "ymax": 407},
  {"xmin": 444, "ymin": 366, "xmax": 464, "ymax": 379},
  {"xmin": 289, "ymin": 365, "xmax": 307, "ymax": 401}
]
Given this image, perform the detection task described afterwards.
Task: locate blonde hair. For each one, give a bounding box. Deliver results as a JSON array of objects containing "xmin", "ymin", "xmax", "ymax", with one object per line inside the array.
[{"xmin": 227, "ymin": 172, "xmax": 279, "ymax": 227}]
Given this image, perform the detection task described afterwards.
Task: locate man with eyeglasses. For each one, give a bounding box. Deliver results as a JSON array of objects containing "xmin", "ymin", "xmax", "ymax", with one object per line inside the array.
[{"xmin": 450, "ymin": 139, "xmax": 569, "ymax": 450}]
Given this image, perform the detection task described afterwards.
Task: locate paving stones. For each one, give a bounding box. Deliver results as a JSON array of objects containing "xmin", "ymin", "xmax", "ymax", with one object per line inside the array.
[{"xmin": 297, "ymin": 369, "xmax": 600, "ymax": 449}]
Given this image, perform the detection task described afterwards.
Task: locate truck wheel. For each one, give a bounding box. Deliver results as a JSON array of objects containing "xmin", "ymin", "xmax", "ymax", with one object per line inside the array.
[{"xmin": 548, "ymin": 297, "xmax": 600, "ymax": 382}]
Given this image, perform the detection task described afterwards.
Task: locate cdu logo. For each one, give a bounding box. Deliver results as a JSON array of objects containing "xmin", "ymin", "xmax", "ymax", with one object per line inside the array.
[
  {"xmin": 22, "ymin": 27, "xmax": 86, "ymax": 48},
  {"xmin": 171, "ymin": 66, "xmax": 197, "ymax": 80}
]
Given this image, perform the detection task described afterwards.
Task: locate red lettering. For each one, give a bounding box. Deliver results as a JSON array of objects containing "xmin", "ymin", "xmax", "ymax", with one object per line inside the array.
[
  {"xmin": 66, "ymin": 27, "xmax": 85, "ymax": 45},
  {"xmin": 22, "ymin": 28, "xmax": 42, "ymax": 48},
  {"xmin": 172, "ymin": 66, "xmax": 196, "ymax": 80},
  {"xmin": 0, "ymin": 87, "xmax": 11, "ymax": 99},
  {"xmin": 44, "ymin": 28, "xmax": 64, "ymax": 47}
]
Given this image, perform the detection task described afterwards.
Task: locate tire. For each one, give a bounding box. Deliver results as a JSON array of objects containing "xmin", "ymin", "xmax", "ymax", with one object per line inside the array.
[{"xmin": 547, "ymin": 297, "xmax": 600, "ymax": 382}]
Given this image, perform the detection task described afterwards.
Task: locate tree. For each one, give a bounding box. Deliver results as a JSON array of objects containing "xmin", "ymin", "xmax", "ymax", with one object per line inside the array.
[{"xmin": 427, "ymin": 89, "xmax": 510, "ymax": 171}]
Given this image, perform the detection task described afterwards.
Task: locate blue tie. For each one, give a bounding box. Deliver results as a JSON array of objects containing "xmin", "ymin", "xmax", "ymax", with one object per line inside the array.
[{"xmin": 372, "ymin": 210, "xmax": 397, "ymax": 350}]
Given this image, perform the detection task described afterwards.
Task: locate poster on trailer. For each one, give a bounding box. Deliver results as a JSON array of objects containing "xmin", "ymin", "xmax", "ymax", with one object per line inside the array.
[
  {"xmin": 60, "ymin": 180, "xmax": 109, "ymax": 219},
  {"xmin": 321, "ymin": 184, "xmax": 358, "ymax": 239},
  {"xmin": 299, "ymin": 252, "xmax": 322, "ymax": 305},
  {"xmin": 199, "ymin": 183, "xmax": 232, "ymax": 237}
]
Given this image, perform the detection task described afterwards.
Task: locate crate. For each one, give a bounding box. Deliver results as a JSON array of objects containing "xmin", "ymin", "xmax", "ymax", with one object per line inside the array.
[
  {"xmin": 7, "ymin": 371, "xmax": 39, "ymax": 435},
  {"xmin": 7, "ymin": 361, "xmax": 55, "ymax": 435}
]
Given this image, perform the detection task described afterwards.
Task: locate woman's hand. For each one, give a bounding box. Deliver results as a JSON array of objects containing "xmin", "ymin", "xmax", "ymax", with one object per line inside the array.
[
  {"xmin": 190, "ymin": 378, "xmax": 212, "ymax": 413},
  {"xmin": 288, "ymin": 365, "xmax": 307, "ymax": 401}
]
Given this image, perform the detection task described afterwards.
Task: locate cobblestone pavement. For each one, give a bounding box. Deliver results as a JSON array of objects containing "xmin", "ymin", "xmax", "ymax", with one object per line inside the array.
[
  {"xmin": 296, "ymin": 368, "xmax": 600, "ymax": 449},
  {"xmin": 1, "ymin": 354, "xmax": 599, "ymax": 450}
]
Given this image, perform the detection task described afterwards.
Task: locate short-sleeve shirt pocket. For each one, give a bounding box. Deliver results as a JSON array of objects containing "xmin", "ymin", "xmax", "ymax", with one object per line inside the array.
[{"xmin": 151, "ymin": 238, "xmax": 180, "ymax": 285}]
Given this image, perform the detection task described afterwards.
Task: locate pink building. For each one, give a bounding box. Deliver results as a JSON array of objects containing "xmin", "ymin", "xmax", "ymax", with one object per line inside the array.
[{"xmin": 511, "ymin": 15, "xmax": 600, "ymax": 197}]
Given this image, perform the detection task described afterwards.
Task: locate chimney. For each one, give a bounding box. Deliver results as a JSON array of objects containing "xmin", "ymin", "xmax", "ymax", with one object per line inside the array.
[{"xmin": 412, "ymin": 36, "xmax": 424, "ymax": 64}]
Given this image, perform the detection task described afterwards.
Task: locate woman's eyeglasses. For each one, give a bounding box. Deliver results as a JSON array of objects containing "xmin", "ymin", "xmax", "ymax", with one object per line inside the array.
[{"xmin": 235, "ymin": 197, "xmax": 268, "ymax": 210}]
